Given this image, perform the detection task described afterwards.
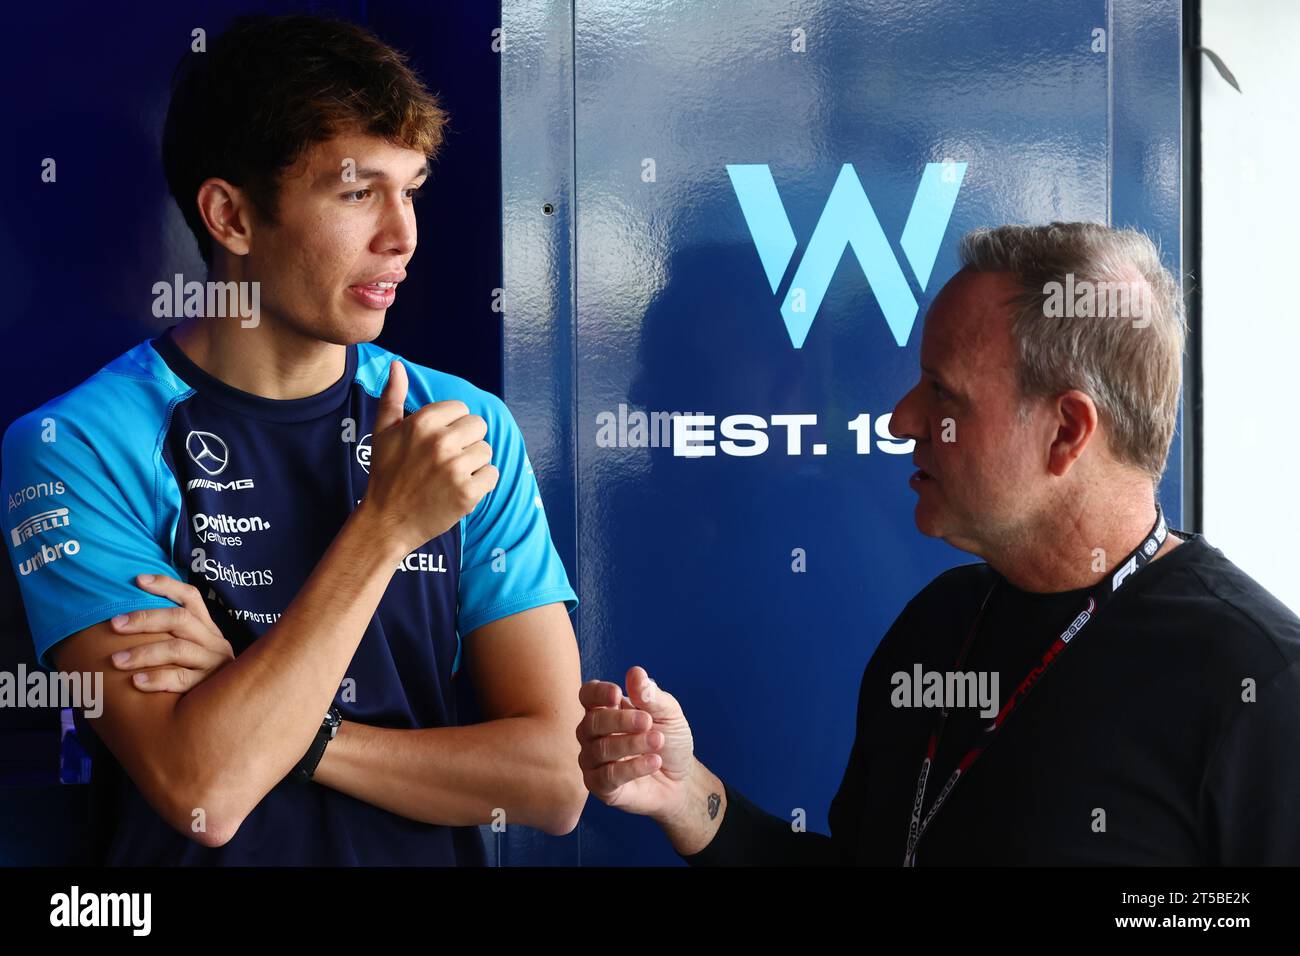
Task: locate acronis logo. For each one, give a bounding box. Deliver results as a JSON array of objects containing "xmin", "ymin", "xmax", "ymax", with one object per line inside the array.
[{"xmin": 727, "ymin": 163, "xmax": 966, "ymax": 348}]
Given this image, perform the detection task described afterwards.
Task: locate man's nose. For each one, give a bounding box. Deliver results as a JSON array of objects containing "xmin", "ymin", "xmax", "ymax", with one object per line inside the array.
[
  {"xmin": 378, "ymin": 203, "xmax": 417, "ymax": 257},
  {"xmin": 890, "ymin": 385, "xmax": 926, "ymax": 442}
]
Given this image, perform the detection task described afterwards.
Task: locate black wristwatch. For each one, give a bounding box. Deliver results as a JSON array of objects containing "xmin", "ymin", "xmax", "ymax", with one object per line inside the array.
[{"xmin": 289, "ymin": 706, "xmax": 342, "ymax": 783}]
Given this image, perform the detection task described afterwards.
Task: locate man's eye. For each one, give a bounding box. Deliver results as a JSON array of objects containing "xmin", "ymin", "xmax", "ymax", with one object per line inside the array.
[
  {"xmin": 405, "ymin": 187, "xmax": 424, "ymax": 201},
  {"xmin": 931, "ymin": 381, "xmax": 949, "ymax": 399},
  {"xmin": 344, "ymin": 189, "xmax": 372, "ymax": 202}
]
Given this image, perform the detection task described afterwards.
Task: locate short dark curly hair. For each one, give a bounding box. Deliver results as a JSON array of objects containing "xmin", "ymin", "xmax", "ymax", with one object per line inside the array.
[{"xmin": 162, "ymin": 14, "xmax": 449, "ymax": 264}]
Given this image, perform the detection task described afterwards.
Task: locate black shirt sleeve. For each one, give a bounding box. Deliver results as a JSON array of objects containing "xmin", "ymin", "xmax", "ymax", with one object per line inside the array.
[
  {"xmin": 1200, "ymin": 659, "xmax": 1300, "ymax": 865},
  {"xmin": 677, "ymin": 779, "xmax": 842, "ymax": 865}
]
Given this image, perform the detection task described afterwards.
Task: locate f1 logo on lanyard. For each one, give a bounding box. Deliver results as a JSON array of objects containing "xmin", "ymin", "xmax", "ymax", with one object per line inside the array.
[{"xmin": 903, "ymin": 504, "xmax": 1168, "ymax": 866}]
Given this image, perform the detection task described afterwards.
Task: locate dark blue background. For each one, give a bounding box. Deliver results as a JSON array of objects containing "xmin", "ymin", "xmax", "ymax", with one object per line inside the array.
[{"xmin": 0, "ymin": 0, "xmax": 507, "ymax": 863}]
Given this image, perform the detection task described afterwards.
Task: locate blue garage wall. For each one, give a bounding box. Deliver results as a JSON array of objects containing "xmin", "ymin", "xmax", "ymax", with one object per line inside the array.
[{"xmin": 503, "ymin": 0, "xmax": 1182, "ymax": 865}]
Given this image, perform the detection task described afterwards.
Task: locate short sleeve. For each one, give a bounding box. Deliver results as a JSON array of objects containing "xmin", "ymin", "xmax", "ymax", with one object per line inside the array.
[
  {"xmin": 456, "ymin": 395, "xmax": 578, "ymax": 636},
  {"xmin": 2, "ymin": 411, "xmax": 182, "ymax": 669},
  {"xmin": 679, "ymin": 780, "xmax": 840, "ymax": 866}
]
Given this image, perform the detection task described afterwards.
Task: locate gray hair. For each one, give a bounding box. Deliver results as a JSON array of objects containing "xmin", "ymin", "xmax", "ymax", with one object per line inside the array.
[{"xmin": 958, "ymin": 222, "xmax": 1186, "ymax": 482}]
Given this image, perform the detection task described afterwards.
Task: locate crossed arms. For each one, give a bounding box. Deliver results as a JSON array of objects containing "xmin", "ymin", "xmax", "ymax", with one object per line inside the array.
[{"xmin": 52, "ymin": 499, "xmax": 585, "ymax": 846}]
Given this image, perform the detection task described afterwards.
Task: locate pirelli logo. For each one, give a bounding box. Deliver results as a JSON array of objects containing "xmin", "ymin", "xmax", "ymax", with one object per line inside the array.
[{"xmin": 10, "ymin": 508, "xmax": 70, "ymax": 547}]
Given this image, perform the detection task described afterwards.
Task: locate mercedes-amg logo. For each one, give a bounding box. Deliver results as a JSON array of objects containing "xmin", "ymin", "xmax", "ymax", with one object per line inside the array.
[
  {"xmin": 357, "ymin": 433, "xmax": 372, "ymax": 475},
  {"xmin": 186, "ymin": 430, "xmax": 230, "ymax": 476}
]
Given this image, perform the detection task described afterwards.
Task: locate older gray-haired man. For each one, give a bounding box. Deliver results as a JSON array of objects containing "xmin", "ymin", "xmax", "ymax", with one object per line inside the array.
[{"xmin": 577, "ymin": 221, "xmax": 1300, "ymax": 865}]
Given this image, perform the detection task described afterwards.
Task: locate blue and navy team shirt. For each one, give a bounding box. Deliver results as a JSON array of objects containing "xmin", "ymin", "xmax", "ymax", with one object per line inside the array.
[{"xmin": 1, "ymin": 328, "xmax": 578, "ymax": 865}]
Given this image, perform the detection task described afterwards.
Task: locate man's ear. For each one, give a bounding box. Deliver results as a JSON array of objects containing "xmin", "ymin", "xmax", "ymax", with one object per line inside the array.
[
  {"xmin": 195, "ymin": 177, "xmax": 254, "ymax": 258},
  {"xmin": 1047, "ymin": 389, "xmax": 1099, "ymax": 477}
]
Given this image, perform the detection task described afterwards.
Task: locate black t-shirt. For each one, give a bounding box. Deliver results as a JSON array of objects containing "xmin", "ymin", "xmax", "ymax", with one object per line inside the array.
[{"xmin": 682, "ymin": 532, "xmax": 1300, "ymax": 865}]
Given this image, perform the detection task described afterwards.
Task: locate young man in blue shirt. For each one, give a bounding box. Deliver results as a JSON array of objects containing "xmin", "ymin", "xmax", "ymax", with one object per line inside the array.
[{"xmin": 1, "ymin": 14, "xmax": 583, "ymax": 864}]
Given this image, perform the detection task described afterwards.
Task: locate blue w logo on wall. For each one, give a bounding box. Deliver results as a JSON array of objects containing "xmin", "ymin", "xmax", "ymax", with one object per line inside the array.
[{"xmin": 727, "ymin": 163, "xmax": 966, "ymax": 348}]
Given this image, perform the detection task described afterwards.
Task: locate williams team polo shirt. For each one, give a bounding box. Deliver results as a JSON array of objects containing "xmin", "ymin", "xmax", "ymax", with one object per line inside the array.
[{"xmin": 1, "ymin": 328, "xmax": 578, "ymax": 865}]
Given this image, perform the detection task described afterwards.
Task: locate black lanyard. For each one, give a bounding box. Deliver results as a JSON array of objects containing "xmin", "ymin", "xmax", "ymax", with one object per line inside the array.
[{"xmin": 903, "ymin": 504, "xmax": 1169, "ymax": 866}]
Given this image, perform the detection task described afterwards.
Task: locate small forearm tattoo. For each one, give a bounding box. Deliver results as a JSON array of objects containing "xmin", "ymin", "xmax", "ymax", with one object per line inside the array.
[{"xmin": 707, "ymin": 792, "xmax": 721, "ymax": 820}]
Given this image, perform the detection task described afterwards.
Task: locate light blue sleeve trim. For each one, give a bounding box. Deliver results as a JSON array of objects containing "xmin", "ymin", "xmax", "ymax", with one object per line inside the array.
[
  {"xmin": 1, "ymin": 342, "xmax": 191, "ymax": 669},
  {"xmin": 457, "ymin": 588, "xmax": 581, "ymax": 639}
]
